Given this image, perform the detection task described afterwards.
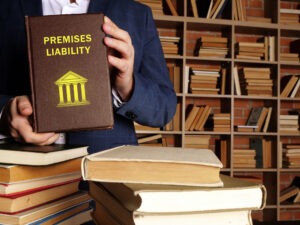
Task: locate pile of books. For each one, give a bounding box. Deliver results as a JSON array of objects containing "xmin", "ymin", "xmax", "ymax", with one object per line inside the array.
[
  {"xmin": 184, "ymin": 134, "xmax": 211, "ymax": 149},
  {"xmin": 236, "ymin": 36, "xmax": 275, "ymax": 62},
  {"xmin": 81, "ymin": 145, "xmax": 267, "ymax": 225},
  {"xmin": 282, "ymin": 144, "xmax": 300, "ymax": 168},
  {"xmin": 280, "ymin": 53, "xmax": 300, "ymax": 63},
  {"xmin": 189, "ymin": 66, "xmax": 220, "ymax": 94},
  {"xmin": 160, "ymin": 36, "xmax": 180, "ymax": 55},
  {"xmin": 233, "ymin": 148, "xmax": 256, "ymax": 168},
  {"xmin": 212, "ymin": 113, "xmax": 231, "ymax": 132},
  {"xmin": 0, "ymin": 141, "xmax": 92, "ymax": 224},
  {"xmin": 279, "ymin": 114, "xmax": 299, "ymax": 133},
  {"xmin": 239, "ymin": 67, "xmax": 273, "ymax": 97},
  {"xmin": 194, "ymin": 36, "xmax": 229, "ymax": 58},
  {"xmin": 280, "ymin": 8, "xmax": 300, "ymax": 25}
]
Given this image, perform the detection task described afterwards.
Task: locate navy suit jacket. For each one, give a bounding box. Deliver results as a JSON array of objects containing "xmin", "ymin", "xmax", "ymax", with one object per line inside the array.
[{"xmin": 0, "ymin": 0, "xmax": 177, "ymax": 153}]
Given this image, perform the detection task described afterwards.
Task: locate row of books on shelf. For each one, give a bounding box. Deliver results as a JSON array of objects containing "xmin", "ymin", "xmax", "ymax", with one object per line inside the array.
[
  {"xmin": 137, "ymin": 0, "xmax": 299, "ymax": 26},
  {"xmin": 170, "ymin": 64, "xmax": 300, "ymax": 99},
  {"xmin": 0, "ymin": 138, "xmax": 267, "ymax": 224},
  {"xmin": 235, "ymin": 36, "xmax": 275, "ymax": 62}
]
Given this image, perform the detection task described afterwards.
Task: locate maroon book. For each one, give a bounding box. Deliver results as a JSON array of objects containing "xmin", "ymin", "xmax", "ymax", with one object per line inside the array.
[{"xmin": 25, "ymin": 13, "xmax": 113, "ymax": 132}]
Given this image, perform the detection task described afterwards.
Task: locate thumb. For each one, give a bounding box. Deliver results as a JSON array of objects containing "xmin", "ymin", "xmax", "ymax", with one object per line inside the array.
[{"xmin": 16, "ymin": 96, "xmax": 33, "ymax": 116}]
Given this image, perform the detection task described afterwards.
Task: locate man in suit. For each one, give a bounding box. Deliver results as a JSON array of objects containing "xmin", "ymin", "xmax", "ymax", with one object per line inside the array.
[{"xmin": 0, "ymin": 0, "xmax": 177, "ymax": 154}]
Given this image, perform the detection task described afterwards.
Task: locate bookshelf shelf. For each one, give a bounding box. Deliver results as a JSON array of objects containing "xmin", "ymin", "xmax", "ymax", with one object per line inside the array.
[{"xmin": 135, "ymin": 0, "xmax": 300, "ymax": 222}]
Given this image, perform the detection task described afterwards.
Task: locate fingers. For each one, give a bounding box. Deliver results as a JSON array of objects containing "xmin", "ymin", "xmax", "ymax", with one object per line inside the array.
[
  {"xmin": 103, "ymin": 16, "xmax": 134, "ymax": 66},
  {"xmin": 9, "ymin": 96, "xmax": 59, "ymax": 145}
]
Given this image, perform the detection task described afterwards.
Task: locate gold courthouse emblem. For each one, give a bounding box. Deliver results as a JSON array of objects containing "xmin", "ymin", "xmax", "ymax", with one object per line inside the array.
[{"xmin": 55, "ymin": 71, "xmax": 90, "ymax": 107}]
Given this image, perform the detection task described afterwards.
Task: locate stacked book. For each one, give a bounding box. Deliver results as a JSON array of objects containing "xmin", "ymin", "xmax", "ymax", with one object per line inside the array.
[
  {"xmin": 280, "ymin": 8, "xmax": 300, "ymax": 25},
  {"xmin": 194, "ymin": 36, "xmax": 229, "ymax": 58},
  {"xmin": 282, "ymin": 144, "xmax": 300, "ymax": 168},
  {"xmin": 159, "ymin": 36, "xmax": 180, "ymax": 55},
  {"xmin": 185, "ymin": 104, "xmax": 212, "ymax": 131},
  {"xmin": 279, "ymin": 114, "xmax": 299, "ymax": 133},
  {"xmin": 189, "ymin": 66, "xmax": 220, "ymax": 95},
  {"xmin": 0, "ymin": 141, "xmax": 92, "ymax": 224},
  {"xmin": 280, "ymin": 53, "xmax": 300, "ymax": 63},
  {"xmin": 233, "ymin": 148, "xmax": 256, "ymax": 168},
  {"xmin": 81, "ymin": 145, "xmax": 267, "ymax": 225},
  {"xmin": 212, "ymin": 113, "xmax": 231, "ymax": 132},
  {"xmin": 184, "ymin": 135, "xmax": 211, "ymax": 149},
  {"xmin": 280, "ymin": 75, "xmax": 300, "ymax": 98},
  {"xmin": 236, "ymin": 36, "xmax": 275, "ymax": 61},
  {"xmin": 135, "ymin": 0, "xmax": 163, "ymax": 15},
  {"xmin": 239, "ymin": 67, "xmax": 273, "ymax": 97}
]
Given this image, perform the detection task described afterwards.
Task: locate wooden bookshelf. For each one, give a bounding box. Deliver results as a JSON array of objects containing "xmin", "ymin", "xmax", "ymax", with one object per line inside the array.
[{"xmin": 134, "ymin": 0, "xmax": 300, "ymax": 222}]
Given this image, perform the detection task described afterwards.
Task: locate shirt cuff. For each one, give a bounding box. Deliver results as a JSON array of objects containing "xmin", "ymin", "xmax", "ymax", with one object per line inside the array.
[{"xmin": 112, "ymin": 88, "xmax": 126, "ymax": 108}]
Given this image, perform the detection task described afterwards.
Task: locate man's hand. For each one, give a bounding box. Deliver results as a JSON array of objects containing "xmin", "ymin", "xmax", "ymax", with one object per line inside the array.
[
  {"xmin": 103, "ymin": 16, "xmax": 134, "ymax": 102},
  {"xmin": 4, "ymin": 96, "xmax": 59, "ymax": 145}
]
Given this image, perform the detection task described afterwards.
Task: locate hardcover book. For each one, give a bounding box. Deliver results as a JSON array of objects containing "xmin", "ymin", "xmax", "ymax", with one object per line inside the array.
[
  {"xmin": 0, "ymin": 157, "xmax": 82, "ymax": 183},
  {"xmin": 25, "ymin": 13, "xmax": 113, "ymax": 132},
  {"xmin": 0, "ymin": 142, "xmax": 88, "ymax": 166},
  {"xmin": 81, "ymin": 145, "xmax": 223, "ymax": 187},
  {"xmin": 91, "ymin": 174, "xmax": 266, "ymax": 213}
]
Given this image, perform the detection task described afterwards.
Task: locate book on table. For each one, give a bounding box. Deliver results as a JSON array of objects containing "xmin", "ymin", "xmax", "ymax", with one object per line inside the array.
[
  {"xmin": 88, "ymin": 174, "xmax": 265, "ymax": 225},
  {"xmin": 92, "ymin": 201, "xmax": 254, "ymax": 225},
  {"xmin": 0, "ymin": 141, "xmax": 88, "ymax": 165},
  {"xmin": 25, "ymin": 13, "xmax": 113, "ymax": 132},
  {"xmin": 81, "ymin": 145, "xmax": 223, "ymax": 187},
  {"xmin": 90, "ymin": 174, "xmax": 266, "ymax": 214}
]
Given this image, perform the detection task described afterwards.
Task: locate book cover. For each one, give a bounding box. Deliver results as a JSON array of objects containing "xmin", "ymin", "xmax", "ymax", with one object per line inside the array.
[
  {"xmin": 0, "ymin": 180, "xmax": 80, "ymax": 214},
  {"xmin": 25, "ymin": 13, "xmax": 113, "ymax": 132},
  {"xmin": 95, "ymin": 174, "xmax": 266, "ymax": 213},
  {"xmin": 0, "ymin": 172, "xmax": 81, "ymax": 196},
  {"xmin": 81, "ymin": 145, "xmax": 223, "ymax": 187},
  {"xmin": 0, "ymin": 157, "xmax": 82, "ymax": 183},
  {"xmin": 0, "ymin": 142, "xmax": 88, "ymax": 165}
]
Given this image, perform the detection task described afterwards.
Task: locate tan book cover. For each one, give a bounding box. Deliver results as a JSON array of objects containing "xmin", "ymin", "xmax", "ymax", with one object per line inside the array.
[
  {"xmin": 0, "ymin": 180, "xmax": 79, "ymax": 214},
  {"xmin": 81, "ymin": 145, "xmax": 223, "ymax": 187},
  {"xmin": 0, "ymin": 158, "xmax": 82, "ymax": 183},
  {"xmin": 25, "ymin": 13, "xmax": 113, "ymax": 132}
]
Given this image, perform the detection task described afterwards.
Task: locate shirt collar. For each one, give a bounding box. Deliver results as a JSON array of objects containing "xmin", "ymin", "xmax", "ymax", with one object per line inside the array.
[{"xmin": 42, "ymin": 0, "xmax": 90, "ymax": 15}]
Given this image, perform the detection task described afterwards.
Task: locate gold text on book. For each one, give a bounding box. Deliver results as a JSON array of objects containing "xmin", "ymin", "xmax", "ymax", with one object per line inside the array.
[
  {"xmin": 55, "ymin": 71, "xmax": 90, "ymax": 107},
  {"xmin": 43, "ymin": 34, "xmax": 92, "ymax": 56}
]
